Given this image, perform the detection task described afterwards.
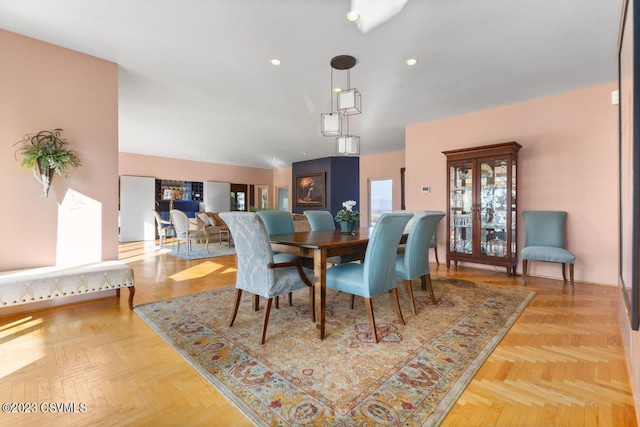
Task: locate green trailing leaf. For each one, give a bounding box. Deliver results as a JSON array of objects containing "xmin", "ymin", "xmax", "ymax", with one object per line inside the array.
[{"xmin": 14, "ymin": 128, "xmax": 81, "ymax": 179}]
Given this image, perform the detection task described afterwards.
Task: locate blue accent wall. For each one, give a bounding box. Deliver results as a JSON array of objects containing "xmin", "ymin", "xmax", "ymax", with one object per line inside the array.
[{"xmin": 292, "ymin": 156, "xmax": 359, "ymax": 225}]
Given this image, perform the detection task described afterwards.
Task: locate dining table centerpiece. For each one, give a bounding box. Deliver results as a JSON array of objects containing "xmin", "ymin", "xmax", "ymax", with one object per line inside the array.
[{"xmin": 334, "ymin": 200, "xmax": 359, "ymax": 234}]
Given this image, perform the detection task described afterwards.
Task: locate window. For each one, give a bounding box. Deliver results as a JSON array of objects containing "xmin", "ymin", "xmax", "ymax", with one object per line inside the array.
[{"xmin": 369, "ymin": 179, "xmax": 392, "ymax": 227}]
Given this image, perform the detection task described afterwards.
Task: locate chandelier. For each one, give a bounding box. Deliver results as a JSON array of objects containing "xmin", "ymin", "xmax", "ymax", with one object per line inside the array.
[{"xmin": 320, "ymin": 55, "xmax": 361, "ymax": 156}]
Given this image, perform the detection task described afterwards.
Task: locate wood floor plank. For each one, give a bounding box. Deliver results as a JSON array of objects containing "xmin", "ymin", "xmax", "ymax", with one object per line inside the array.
[{"xmin": 0, "ymin": 241, "xmax": 636, "ymax": 426}]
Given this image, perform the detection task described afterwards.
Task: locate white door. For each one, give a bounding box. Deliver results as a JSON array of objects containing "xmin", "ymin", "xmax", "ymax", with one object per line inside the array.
[
  {"xmin": 277, "ymin": 186, "xmax": 289, "ymax": 211},
  {"xmin": 204, "ymin": 181, "xmax": 231, "ymax": 212},
  {"xmin": 120, "ymin": 175, "xmax": 155, "ymax": 242}
]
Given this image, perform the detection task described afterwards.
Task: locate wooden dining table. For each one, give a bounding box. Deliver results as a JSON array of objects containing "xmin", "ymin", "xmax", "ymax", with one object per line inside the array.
[{"xmin": 269, "ymin": 227, "xmax": 377, "ymax": 340}]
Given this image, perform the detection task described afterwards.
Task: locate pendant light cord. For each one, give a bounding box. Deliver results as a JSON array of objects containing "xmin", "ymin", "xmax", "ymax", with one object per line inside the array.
[{"xmin": 330, "ymin": 67, "xmax": 334, "ymax": 113}]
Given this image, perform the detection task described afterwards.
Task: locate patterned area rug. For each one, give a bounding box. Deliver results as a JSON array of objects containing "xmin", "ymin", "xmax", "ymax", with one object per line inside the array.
[
  {"xmin": 135, "ymin": 277, "xmax": 535, "ymax": 425},
  {"xmin": 161, "ymin": 242, "xmax": 235, "ymax": 260}
]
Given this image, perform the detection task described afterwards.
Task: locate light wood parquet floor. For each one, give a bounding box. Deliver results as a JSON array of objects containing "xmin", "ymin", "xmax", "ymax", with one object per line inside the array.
[{"xmin": 0, "ymin": 240, "xmax": 636, "ymax": 426}]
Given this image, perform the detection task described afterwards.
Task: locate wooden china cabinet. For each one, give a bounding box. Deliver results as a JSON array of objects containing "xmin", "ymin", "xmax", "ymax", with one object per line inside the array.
[{"xmin": 442, "ymin": 142, "xmax": 522, "ymax": 276}]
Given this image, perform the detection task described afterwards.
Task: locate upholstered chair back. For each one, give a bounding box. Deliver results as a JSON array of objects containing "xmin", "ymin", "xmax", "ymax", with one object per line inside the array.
[
  {"xmin": 523, "ymin": 211, "xmax": 568, "ymax": 249},
  {"xmin": 220, "ymin": 212, "xmax": 276, "ymax": 296},
  {"xmin": 362, "ymin": 212, "xmax": 413, "ymax": 296},
  {"xmin": 401, "ymin": 212, "xmax": 445, "ymax": 278},
  {"xmin": 170, "ymin": 210, "xmax": 191, "ymax": 236},
  {"xmin": 304, "ymin": 210, "xmax": 336, "ymax": 231},
  {"xmin": 256, "ymin": 210, "xmax": 295, "ymax": 235}
]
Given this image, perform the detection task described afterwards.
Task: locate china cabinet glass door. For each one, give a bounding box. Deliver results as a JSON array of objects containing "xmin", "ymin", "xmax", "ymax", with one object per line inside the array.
[
  {"xmin": 479, "ymin": 159, "xmax": 508, "ymax": 258},
  {"xmin": 449, "ymin": 161, "xmax": 473, "ymax": 255}
]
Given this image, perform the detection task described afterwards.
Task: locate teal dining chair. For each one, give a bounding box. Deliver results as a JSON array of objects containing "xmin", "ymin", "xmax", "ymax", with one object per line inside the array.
[
  {"xmin": 303, "ymin": 210, "xmax": 336, "ymax": 231},
  {"xmin": 397, "ymin": 210, "xmax": 442, "ymax": 265},
  {"xmin": 325, "ymin": 212, "xmax": 413, "ymax": 343},
  {"xmin": 304, "ymin": 210, "xmax": 363, "ymax": 265},
  {"xmin": 521, "ymin": 211, "xmax": 575, "ymax": 288},
  {"xmin": 429, "ymin": 234, "xmax": 439, "ymax": 265},
  {"xmin": 257, "ymin": 210, "xmax": 308, "ymax": 267},
  {"xmin": 219, "ymin": 212, "xmax": 314, "ymax": 344},
  {"xmin": 396, "ymin": 211, "xmax": 445, "ymax": 315},
  {"xmin": 256, "ymin": 210, "xmax": 296, "ymax": 235},
  {"xmin": 256, "ymin": 210, "xmax": 313, "ymax": 302}
]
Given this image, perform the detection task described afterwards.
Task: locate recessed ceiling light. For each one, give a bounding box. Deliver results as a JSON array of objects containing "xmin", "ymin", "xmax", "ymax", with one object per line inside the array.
[
  {"xmin": 345, "ymin": 11, "xmax": 361, "ymax": 22},
  {"xmin": 269, "ymin": 59, "xmax": 282, "ymax": 66},
  {"xmin": 405, "ymin": 58, "xmax": 419, "ymax": 66},
  {"xmin": 333, "ymin": 87, "xmax": 342, "ymax": 93}
]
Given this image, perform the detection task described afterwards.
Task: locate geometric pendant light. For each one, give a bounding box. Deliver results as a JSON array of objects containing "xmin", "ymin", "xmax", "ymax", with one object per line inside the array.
[
  {"xmin": 320, "ymin": 62, "xmax": 342, "ymax": 136},
  {"xmin": 321, "ymin": 112, "xmax": 341, "ymax": 137},
  {"xmin": 336, "ymin": 135, "xmax": 360, "ymax": 156},
  {"xmin": 337, "ymin": 88, "xmax": 361, "ymax": 116},
  {"xmin": 320, "ymin": 55, "xmax": 362, "ymax": 156},
  {"xmin": 332, "ymin": 55, "xmax": 361, "ymax": 156},
  {"xmin": 332, "ymin": 55, "xmax": 361, "ymax": 116}
]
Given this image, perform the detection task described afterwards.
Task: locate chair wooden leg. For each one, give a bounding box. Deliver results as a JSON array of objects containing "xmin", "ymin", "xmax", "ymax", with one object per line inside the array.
[
  {"xmin": 275, "ymin": 296, "xmax": 279, "ymax": 309},
  {"xmin": 288, "ymin": 292, "xmax": 293, "ymax": 306},
  {"xmin": 350, "ymin": 294, "xmax": 355, "ymax": 309},
  {"xmin": 308, "ymin": 286, "xmax": 315, "ymax": 322},
  {"xmin": 260, "ymin": 298, "xmax": 273, "ymax": 345},
  {"xmin": 364, "ymin": 297, "xmax": 378, "ymax": 343},
  {"xmin": 253, "ymin": 294, "xmax": 260, "ymax": 311},
  {"xmin": 229, "ymin": 289, "xmax": 242, "ymax": 327},
  {"xmin": 562, "ymin": 263, "xmax": 567, "ymax": 281},
  {"xmin": 404, "ymin": 279, "xmax": 417, "ymax": 316},
  {"xmin": 391, "ymin": 288, "xmax": 405, "ymax": 326},
  {"xmin": 205, "ymin": 237, "xmax": 210, "ymax": 253},
  {"xmin": 522, "ymin": 260, "xmax": 528, "ymax": 285},
  {"xmin": 422, "ymin": 274, "xmax": 437, "ymax": 305},
  {"xmin": 433, "ymin": 247, "xmax": 440, "ymax": 265},
  {"xmin": 569, "ymin": 263, "xmax": 575, "ymax": 289}
]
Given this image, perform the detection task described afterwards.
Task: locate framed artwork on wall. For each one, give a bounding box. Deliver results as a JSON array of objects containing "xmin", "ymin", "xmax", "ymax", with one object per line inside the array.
[
  {"xmin": 618, "ymin": 0, "xmax": 640, "ymax": 330},
  {"xmin": 295, "ymin": 172, "xmax": 325, "ymax": 206}
]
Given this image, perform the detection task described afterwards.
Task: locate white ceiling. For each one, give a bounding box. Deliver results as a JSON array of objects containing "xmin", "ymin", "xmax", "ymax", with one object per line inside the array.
[{"xmin": 0, "ymin": 0, "xmax": 623, "ymax": 169}]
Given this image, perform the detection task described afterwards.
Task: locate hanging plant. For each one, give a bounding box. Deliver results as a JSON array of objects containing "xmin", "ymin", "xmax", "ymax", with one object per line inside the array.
[{"xmin": 13, "ymin": 128, "xmax": 81, "ymax": 197}]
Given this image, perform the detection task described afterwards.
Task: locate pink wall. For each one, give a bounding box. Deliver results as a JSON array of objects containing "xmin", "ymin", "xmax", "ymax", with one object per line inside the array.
[
  {"xmin": 119, "ymin": 153, "xmax": 273, "ymax": 208},
  {"xmin": 0, "ymin": 29, "xmax": 119, "ymax": 271},
  {"xmin": 359, "ymin": 151, "xmax": 405, "ymax": 225},
  {"xmin": 406, "ymin": 82, "xmax": 618, "ymax": 286},
  {"xmin": 119, "ymin": 153, "xmax": 273, "ymax": 186}
]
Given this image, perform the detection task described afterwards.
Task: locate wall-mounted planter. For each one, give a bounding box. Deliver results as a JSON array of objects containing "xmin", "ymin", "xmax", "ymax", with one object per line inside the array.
[{"xmin": 13, "ymin": 129, "xmax": 81, "ymax": 197}]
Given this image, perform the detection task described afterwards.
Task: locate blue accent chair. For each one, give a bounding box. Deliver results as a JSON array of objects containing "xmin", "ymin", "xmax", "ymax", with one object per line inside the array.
[
  {"xmin": 521, "ymin": 211, "xmax": 575, "ymax": 288},
  {"xmin": 220, "ymin": 212, "xmax": 315, "ymax": 344},
  {"xmin": 304, "ymin": 210, "xmax": 364, "ymax": 265},
  {"xmin": 326, "ymin": 212, "xmax": 413, "ymax": 343},
  {"xmin": 303, "ymin": 210, "xmax": 336, "ymax": 231},
  {"xmin": 396, "ymin": 211, "xmax": 445, "ymax": 314},
  {"xmin": 256, "ymin": 210, "xmax": 296, "ymax": 234},
  {"xmin": 429, "ymin": 234, "xmax": 439, "ymax": 265}
]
